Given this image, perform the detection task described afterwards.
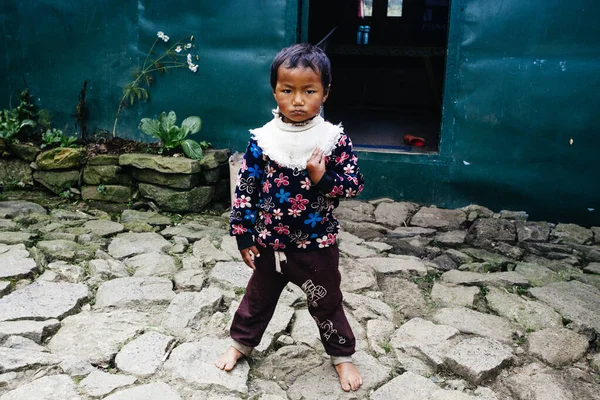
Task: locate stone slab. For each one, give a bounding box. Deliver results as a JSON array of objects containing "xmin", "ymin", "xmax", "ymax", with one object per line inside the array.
[
  {"xmin": 433, "ymin": 307, "xmax": 515, "ymax": 343},
  {"xmin": 444, "ymin": 336, "xmax": 513, "ymax": 384}
]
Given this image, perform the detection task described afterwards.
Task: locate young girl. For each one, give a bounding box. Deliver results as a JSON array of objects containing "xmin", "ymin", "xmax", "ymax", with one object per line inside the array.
[{"xmin": 215, "ymin": 43, "xmax": 365, "ymax": 392}]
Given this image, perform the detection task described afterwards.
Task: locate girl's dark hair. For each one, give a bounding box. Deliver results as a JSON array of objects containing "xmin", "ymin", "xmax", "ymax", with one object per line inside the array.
[{"xmin": 270, "ymin": 43, "xmax": 331, "ymax": 91}]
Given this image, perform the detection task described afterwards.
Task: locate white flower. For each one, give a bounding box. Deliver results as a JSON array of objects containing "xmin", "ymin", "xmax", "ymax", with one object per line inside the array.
[
  {"xmin": 187, "ymin": 53, "xmax": 192, "ymax": 64},
  {"xmin": 185, "ymin": 43, "xmax": 192, "ymax": 49},
  {"xmin": 189, "ymin": 63, "xmax": 198, "ymax": 73},
  {"xmin": 190, "ymin": 35, "xmax": 194, "ymax": 41},
  {"xmin": 162, "ymin": 35, "xmax": 170, "ymax": 42},
  {"xmin": 175, "ymin": 46, "xmax": 182, "ymax": 53},
  {"xmin": 157, "ymin": 31, "xmax": 165, "ymax": 39}
]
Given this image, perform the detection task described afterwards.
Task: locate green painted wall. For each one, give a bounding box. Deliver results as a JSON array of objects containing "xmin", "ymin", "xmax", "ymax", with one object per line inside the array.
[
  {"xmin": 356, "ymin": 0, "xmax": 600, "ymax": 225},
  {"xmin": 1, "ymin": 0, "xmax": 598, "ymax": 225}
]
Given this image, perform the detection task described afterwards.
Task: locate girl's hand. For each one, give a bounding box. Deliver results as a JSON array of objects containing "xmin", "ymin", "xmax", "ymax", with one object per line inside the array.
[
  {"xmin": 240, "ymin": 246, "xmax": 260, "ymax": 269},
  {"xmin": 307, "ymin": 148, "xmax": 325, "ymax": 184}
]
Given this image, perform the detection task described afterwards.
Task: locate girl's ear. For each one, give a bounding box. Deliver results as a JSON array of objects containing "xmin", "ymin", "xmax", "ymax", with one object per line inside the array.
[{"xmin": 322, "ymin": 84, "xmax": 331, "ymax": 102}]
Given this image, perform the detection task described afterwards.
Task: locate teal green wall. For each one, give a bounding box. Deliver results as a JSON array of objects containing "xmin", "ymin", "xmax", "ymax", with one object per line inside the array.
[
  {"xmin": 356, "ymin": 0, "xmax": 600, "ymax": 225},
  {"xmin": 1, "ymin": 1, "xmax": 598, "ymax": 225},
  {"xmin": 0, "ymin": 0, "xmax": 298, "ymax": 148}
]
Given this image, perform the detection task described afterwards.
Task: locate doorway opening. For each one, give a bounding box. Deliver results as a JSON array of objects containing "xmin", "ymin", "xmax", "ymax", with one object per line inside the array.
[{"xmin": 307, "ymin": 0, "xmax": 450, "ymax": 153}]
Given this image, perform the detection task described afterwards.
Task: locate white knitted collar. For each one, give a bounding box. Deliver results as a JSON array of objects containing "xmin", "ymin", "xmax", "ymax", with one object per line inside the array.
[{"xmin": 250, "ymin": 110, "xmax": 343, "ymax": 170}]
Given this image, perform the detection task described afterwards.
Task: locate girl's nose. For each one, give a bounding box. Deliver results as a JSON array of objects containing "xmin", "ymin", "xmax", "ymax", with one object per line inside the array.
[{"xmin": 292, "ymin": 92, "xmax": 304, "ymax": 105}]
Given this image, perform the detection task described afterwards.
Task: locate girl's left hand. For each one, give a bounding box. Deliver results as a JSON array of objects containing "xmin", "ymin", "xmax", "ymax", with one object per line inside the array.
[{"xmin": 307, "ymin": 148, "xmax": 325, "ymax": 184}]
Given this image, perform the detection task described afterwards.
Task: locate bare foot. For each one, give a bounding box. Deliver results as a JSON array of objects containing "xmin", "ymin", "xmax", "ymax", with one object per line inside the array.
[
  {"xmin": 214, "ymin": 346, "xmax": 244, "ymax": 371},
  {"xmin": 335, "ymin": 362, "xmax": 362, "ymax": 392}
]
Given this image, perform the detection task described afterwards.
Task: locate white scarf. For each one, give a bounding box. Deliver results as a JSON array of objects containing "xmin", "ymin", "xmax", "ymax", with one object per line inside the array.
[{"xmin": 250, "ymin": 110, "xmax": 343, "ymax": 170}]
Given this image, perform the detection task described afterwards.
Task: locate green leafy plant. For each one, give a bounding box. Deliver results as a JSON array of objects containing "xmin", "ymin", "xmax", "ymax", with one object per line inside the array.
[
  {"xmin": 41, "ymin": 128, "xmax": 78, "ymax": 149},
  {"xmin": 112, "ymin": 31, "xmax": 199, "ymax": 137},
  {"xmin": 139, "ymin": 111, "xmax": 204, "ymax": 159},
  {"xmin": 0, "ymin": 109, "xmax": 36, "ymax": 141}
]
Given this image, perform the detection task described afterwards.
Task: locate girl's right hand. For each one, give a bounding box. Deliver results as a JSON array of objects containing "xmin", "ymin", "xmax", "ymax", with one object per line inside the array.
[{"xmin": 240, "ymin": 246, "xmax": 260, "ymax": 269}]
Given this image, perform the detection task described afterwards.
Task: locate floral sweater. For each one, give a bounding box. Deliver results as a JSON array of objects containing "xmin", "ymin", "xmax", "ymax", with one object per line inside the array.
[{"xmin": 230, "ymin": 113, "xmax": 364, "ymax": 251}]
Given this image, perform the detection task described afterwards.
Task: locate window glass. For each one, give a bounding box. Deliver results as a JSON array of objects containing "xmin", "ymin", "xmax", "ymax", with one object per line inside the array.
[
  {"xmin": 361, "ymin": 0, "xmax": 373, "ymax": 17},
  {"xmin": 387, "ymin": 0, "xmax": 403, "ymax": 17}
]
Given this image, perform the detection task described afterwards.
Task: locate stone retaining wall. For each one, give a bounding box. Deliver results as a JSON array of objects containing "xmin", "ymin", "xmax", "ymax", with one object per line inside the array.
[{"xmin": 0, "ymin": 143, "xmax": 231, "ymax": 213}]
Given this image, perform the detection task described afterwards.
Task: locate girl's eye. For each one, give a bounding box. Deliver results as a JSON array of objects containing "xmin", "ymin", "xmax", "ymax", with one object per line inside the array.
[
  {"xmin": 282, "ymin": 89, "xmax": 292, "ymax": 94},
  {"xmin": 306, "ymin": 90, "xmax": 316, "ymax": 94}
]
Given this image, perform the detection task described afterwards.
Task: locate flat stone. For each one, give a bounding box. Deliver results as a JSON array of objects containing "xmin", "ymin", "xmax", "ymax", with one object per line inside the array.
[
  {"xmin": 287, "ymin": 351, "xmax": 391, "ymax": 399},
  {"xmin": 46, "ymin": 261, "xmax": 85, "ymax": 283},
  {"xmin": 115, "ymin": 331, "xmax": 175, "ymax": 376},
  {"xmin": 485, "ymin": 287, "xmax": 562, "ymax": 331},
  {"xmin": 138, "ymin": 183, "xmax": 214, "ymax": 213},
  {"xmin": 82, "ymin": 219, "xmax": 124, "ymax": 237},
  {"xmin": 173, "ymin": 269, "xmax": 206, "ymax": 291},
  {"xmin": 379, "ymin": 276, "xmax": 427, "ymax": 318},
  {"xmin": 209, "ymin": 261, "xmax": 252, "ymax": 290},
  {"xmin": 79, "ymin": 370, "xmax": 137, "ymax": 397},
  {"xmin": 107, "ymin": 232, "xmax": 171, "ymax": 259},
  {"xmin": 363, "ymin": 241, "xmax": 393, "ymax": 252},
  {"xmin": 374, "ymin": 202, "xmax": 421, "ymax": 228},
  {"xmin": 571, "ymin": 273, "xmax": 600, "ymax": 290},
  {"xmin": 530, "ymin": 281, "xmax": 600, "ymax": 334},
  {"xmin": 162, "ymin": 338, "xmax": 249, "ymax": 396},
  {"xmin": 88, "ymin": 258, "xmax": 129, "ymax": 281},
  {"xmin": 119, "ymin": 210, "xmax": 172, "ymax": 226},
  {"xmin": 433, "ymin": 307, "xmax": 515, "ymax": 343},
  {"xmin": 192, "ymin": 237, "xmax": 232, "ymax": 265},
  {"xmin": 387, "ymin": 227, "xmax": 437, "ymax": 238},
  {"xmin": 339, "ymin": 257, "xmax": 378, "ymax": 292},
  {"xmin": 0, "ymin": 281, "xmax": 88, "ymax": 322},
  {"xmin": 161, "ymin": 223, "xmax": 227, "ymax": 242},
  {"xmin": 503, "ymin": 363, "xmax": 574, "ymax": 400},
  {"xmin": 466, "ymin": 218, "xmax": 516, "ymax": 243},
  {"xmin": 289, "ymin": 309, "xmax": 321, "ymax": 349},
  {"xmin": 0, "ymin": 256, "xmax": 37, "ymax": 280},
  {"xmin": 339, "ymin": 220, "xmax": 389, "ymax": 240},
  {"xmin": 343, "ymin": 292, "xmax": 393, "ymax": 323},
  {"xmin": 366, "ymin": 255, "xmax": 428, "ymax": 276},
  {"xmin": 132, "ymin": 168, "xmax": 201, "ymax": 189},
  {"xmin": 0, "ymin": 347, "xmax": 61, "ymax": 373},
  {"xmin": 551, "ymin": 223, "xmax": 593, "ymax": 244},
  {"xmin": 161, "ymin": 288, "xmax": 224, "ymax": 332},
  {"xmin": 584, "ymin": 262, "xmax": 600, "ymax": 274},
  {"xmin": 0, "ymin": 281, "xmax": 10, "ymax": 297},
  {"xmin": 444, "ymin": 249, "xmax": 474, "ymax": 265},
  {"xmin": 0, "ymin": 231, "xmax": 35, "ymax": 246},
  {"xmin": 254, "ymin": 302, "xmax": 295, "ymax": 354},
  {"xmin": 516, "ymin": 221, "xmax": 551, "ymax": 242},
  {"xmin": 119, "ymin": 153, "xmax": 201, "ymax": 174},
  {"xmin": 33, "ymin": 169, "xmax": 81, "ymax": 195},
  {"xmin": 499, "ymin": 210, "xmax": 529, "ymax": 221},
  {"xmin": 338, "ymin": 240, "xmax": 378, "ymax": 257},
  {"xmin": 87, "ymin": 155, "xmax": 119, "ymax": 165},
  {"xmin": 371, "ymin": 371, "xmax": 440, "ymax": 400},
  {"xmin": 125, "ymin": 252, "xmax": 178, "ymax": 277},
  {"xmin": 410, "ymin": 206, "xmax": 467, "ymax": 230},
  {"xmin": 431, "ymin": 283, "xmax": 478, "ymax": 307},
  {"xmin": 0, "ymin": 374, "xmax": 82, "ymax": 400},
  {"xmin": 0, "ymin": 319, "xmax": 60, "ymax": 343},
  {"xmin": 366, "ymin": 319, "xmax": 395, "ymax": 355},
  {"xmin": 444, "ymin": 336, "xmax": 513, "ymax": 384},
  {"xmin": 335, "ymin": 200, "xmax": 375, "ymax": 222},
  {"xmin": 435, "ymin": 230, "xmax": 467, "ymax": 245},
  {"xmin": 36, "ymin": 147, "xmax": 84, "ymax": 170},
  {"xmin": 83, "ymin": 164, "xmax": 132, "ymax": 185},
  {"xmin": 0, "ymin": 219, "xmax": 17, "ymax": 231},
  {"xmin": 441, "ymin": 270, "xmax": 528, "ymax": 288},
  {"xmin": 95, "ymin": 277, "xmax": 175, "ymax": 309},
  {"xmin": 47, "ymin": 310, "xmax": 149, "ymax": 366},
  {"xmin": 527, "ymin": 327, "xmax": 589, "ymax": 367},
  {"xmin": 2, "ymin": 335, "xmax": 49, "ymax": 352},
  {"xmin": 514, "ymin": 262, "xmax": 564, "ymax": 286},
  {"xmin": 390, "ymin": 318, "xmax": 459, "ymax": 366},
  {"xmin": 0, "ymin": 201, "xmax": 46, "ymax": 218},
  {"xmin": 432, "ymin": 254, "xmax": 458, "ymax": 271},
  {"xmin": 257, "ymin": 344, "xmax": 324, "ymax": 383},
  {"xmin": 103, "ymin": 382, "xmax": 182, "ymax": 400}
]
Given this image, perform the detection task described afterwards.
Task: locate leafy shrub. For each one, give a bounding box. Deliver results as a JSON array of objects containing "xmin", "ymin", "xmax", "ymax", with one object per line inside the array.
[{"xmin": 139, "ymin": 111, "xmax": 204, "ymax": 160}]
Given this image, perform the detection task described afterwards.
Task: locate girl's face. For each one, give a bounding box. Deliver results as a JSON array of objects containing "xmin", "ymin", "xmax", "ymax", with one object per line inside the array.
[{"xmin": 273, "ymin": 66, "xmax": 329, "ymax": 124}]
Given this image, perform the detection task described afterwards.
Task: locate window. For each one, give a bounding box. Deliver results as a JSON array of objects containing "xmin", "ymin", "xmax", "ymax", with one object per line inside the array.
[
  {"xmin": 360, "ymin": 0, "xmax": 373, "ymax": 17},
  {"xmin": 387, "ymin": 0, "xmax": 403, "ymax": 17}
]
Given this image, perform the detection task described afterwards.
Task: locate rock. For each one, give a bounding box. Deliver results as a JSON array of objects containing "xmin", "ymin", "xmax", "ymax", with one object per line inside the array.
[
  {"xmin": 0, "ymin": 219, "xmax": 17, "ymax": 231},
  {"xmin": 339, "ymin": 220, "xmax": 389, "ymax": 240},
  {"xmin": 36, "ymin": 147, "xmax": 84, "ymax": 170},
  {"xmin": 139, "ymin": 183, "xmax": 214, "ymax": 213},
  {"xmin": 343, "ymin": 292, "xmax": 393, "ymax": 323},
  {"xmin": 387, "ymin": 226, "xmax": 437, "ymax": 238},
  {"xmin": 466, "ymin": 218, "xmax": 516, "ymax": 243},
  {"xmin": 289, "ymin": 310, "xmax": 321, "ymax": 349},
  {"xmin": 59, "ymin": 355, "xmax": 94, "ymax": 377},
  {"xmin": 433, "ymin": 307, "xmax": 515, "ymax": 343},
  {"xmin": 338, "ymin": 239, "xmax": 378, "ymax": 257},
  {"xmin": 81, "ymin": 219, "xmax": 124, "ymax": 237},
  {"xmin": 516, "ymin": 221, "xmax": 551, "ymax": 242},
  {"xmin": 502, "ymin": 363, "xmax": 574, "ymax": 400},
  {"xmin": 441, "ymin": 270, "xmax": 528, "ymax": 288},
  {"xmin": 115, "ymin": 331, "xmax": 175, "ymax": 376},
  {"xmin": 0, "ymin": 319, "xmax": 60, "ymax": 344},
  {"xmin": 0, "ymin": 347, "xmax": 61, "ymax": 373},
  {"xmin": 254, "ymin": 302, "xmax": 295, "ymax": 354},
  {"xmin": 431, "ymin": 283, "xmax": 478, "ymax": 307},
  {"xmin": 366, "ymin": 255, "xmax": 428, "ymax": 277},
  {"xmin": 527, "ymin": 327, "xmax": 589, "ymax": 367},
  {"xmin": 88, "ymin": 258, "xmax": 129, "ymax": 281},
  {"xmin": 107, "ymin": 232, "xmax": 171, "ymax": 259},
  {"xmin": 35, "ymin": 239, "xmax": 88, "ymax": 261},
  {"xmin": 257, "ymin": 345, "xmax": 324, "ymax": 383},
  {"xmin": 199, "ymin": 149, "xmax": 229, "ymax": 169},
  {"xmin": 161, "ymin": 223, "xmax": 226, "ymax": 242},
  {"xmin": 0, "ymin": 201, "xmax": 46, "ymax": 219},
  {"xmin": 435, "ymin": 230, "xmax": 467, "ymax": 246},
  {"xmin": 366, "ymin": 319, "xmax": 395, "ymax": 355},
  {"xmin": 83, "ymin": 164, "xmax": 132, "ymax": 185},
  {"xmin": 119, "ymin": 153, "xmax": 201, "ymax": 174},
  {"xmin": 499, "ymin": 210, "xmax": 529, "ymax": 221},
  {"xmin": 0, "ymin": 281, "xmax": 9, "ymax": 297},
  {"xmin": 371, "ymin": 371, "xmax": 440, "ymax": 400},
  {"xmin": 192, "ymin": 237, "xmax": 232, "ymax": 265},
  {"xmin": 173, "ymin": 269, "xmax": 206, "ymax": 291},
  {"xmin": 390, "ymin": 318, "xmax": 459, "ymax": 366},
  {"xmin": 431, "ymin": 254, "xmax": 458, "ymax": 271},
  {"xmin": 571, "ymin": 273, "xmax": 600, "ymax": 290},
  {"xmin": 132, "ymin": 168, "xmax": 201, "ymax": 189},
  {"xmin": 378, "ymin": 276, "xmax": 427, "ymax": 318},
  {"xmin": 103, "ymin": 382, "xmax": 182, "ymax": 400},
  {"xmin": 0, "ymin": 231, "xmax": 35, "ymax": 246},
  {"xmin": 162, "ymin": 338, "xmax": 249, "ymax": 396},
  {"xmin": 410, "ymin": 206, "xmax": 467, "ymax": 230},
  {"xmin": 79, "ymin": 370, "xmax": 137, "ymax": 397},
  {"xmin": 2, "ymin": 335, "xmax": 49, "ymax": 352},
  {"xmin": 47, "ymin": 310, "xmax": 149, "ymax": 366},
  {"xmin": 33, "ymin": 169, "xmax": 81, "ymax": 195},
  {"xmin": 0, "ymin": 374, "xmax": 81, "ymax": 400},
  {"xmin": 287, "ymin": 351, "xmax": 391, "ymax": 399},
  {"xmin": 46, "ymin": 261, "xmax": 85, "ymax": 283},
  {"xmin": 125, "ymin": 252, "xmax": 178, "ymax": 277},
  {"xmin": 209, "ymin": 261, "xmax": 252, "ymax": 290},
  {"xmin": 95, "ymin": 277, "xmax": 175, "ymax": 309},
  {"xmin": 530, "ymin": 281, "xmax": 600, "ymax": 335},
  {"xmin": 339, "ymin": 257, "xmax": 378, "ymax": 292},
  {"xmin": 161, "ymin": 288, "xmax": 224, "ymax": 332},
  {"xmin": 485, "ymin": 287, "xmax": 562, "ymax": 331},
  {"xmin": 444, "ymin": 336, "xmax": 513, "ymax": 384},
  {"xmin": 335, "ymin": 200, "xmax": 375, "ymax": 222},
  {"xmin": 514, "ymin": 262, "xmax": 564, "ymax": 286},
  {"xmin": 584, "ymin": 262, "xmax": 600, "ymax": 274},
  {"xmin": 375, "ymin": 201, "xmax": 419, "ymax": 227},
  {"xmin": 444, "ymin": 249, "xmax": 475, "ymax": 265},
  {"xmin": 551, "ymin": 223, "xmax": 593, "ymax": 245},
  {"xmin": 0, "ymin": 281, "xmax": 88, "ymax": 322},
  {"xmin": 120, "ymin": 209, "xmax": 172, "ymax": 226},
  {"xmin": 0, "ymin": 252, "xmax": 37, "ymax": 280}
]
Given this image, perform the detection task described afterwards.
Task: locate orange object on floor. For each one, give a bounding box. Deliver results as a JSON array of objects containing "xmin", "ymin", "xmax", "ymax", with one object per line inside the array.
[{"xmin": 403, "ymin": 134, "xmax": 425, "ymax": 147}]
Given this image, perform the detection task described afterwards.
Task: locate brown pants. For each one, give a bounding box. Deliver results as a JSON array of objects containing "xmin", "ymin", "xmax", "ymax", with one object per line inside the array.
[{"xmin": 230, "ymin": 245, "xmax": 356, "ymax": 358}]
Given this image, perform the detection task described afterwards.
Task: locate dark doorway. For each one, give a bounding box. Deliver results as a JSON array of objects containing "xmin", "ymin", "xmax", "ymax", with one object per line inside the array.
[{"xmin": 308, "ymin": 0, "xmax": 450, "ymax": 153}]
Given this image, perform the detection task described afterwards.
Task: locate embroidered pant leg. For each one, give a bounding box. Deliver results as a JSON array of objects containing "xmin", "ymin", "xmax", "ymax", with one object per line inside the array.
[
  {"xmin": 230, "ymin": 249, "xmax": 289, "ymax": 351},
  {"xmin": 284, "ymin": 245, "xmax": 356, "ymax": 358}
]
